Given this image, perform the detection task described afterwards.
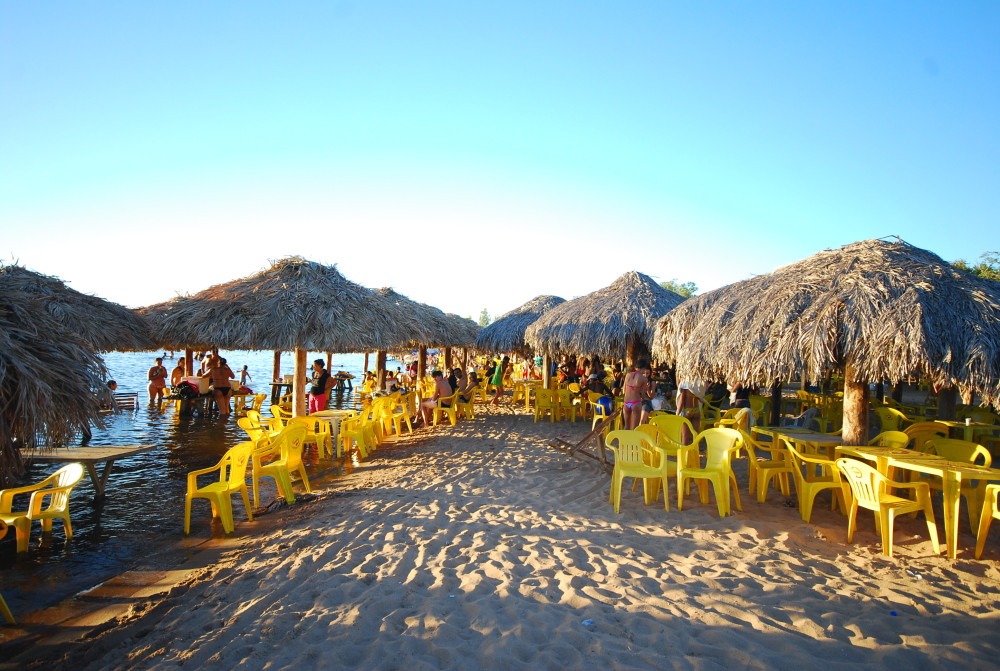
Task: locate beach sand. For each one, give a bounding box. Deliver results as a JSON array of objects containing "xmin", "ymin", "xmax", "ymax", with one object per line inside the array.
[{"xmin": 17, "ymin": 406, "xmax": 1000, "ymax": 670}]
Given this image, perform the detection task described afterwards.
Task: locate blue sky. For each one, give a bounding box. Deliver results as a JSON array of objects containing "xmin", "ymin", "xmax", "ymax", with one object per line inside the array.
[{"xmin": 2, "ymin": 2, "xmax": 998, "ymax": 322}]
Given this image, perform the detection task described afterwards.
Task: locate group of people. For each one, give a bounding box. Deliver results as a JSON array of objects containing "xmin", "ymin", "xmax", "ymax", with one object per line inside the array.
[
  {"xmin": 417, "ymin": 366, "xmax": 484, "ymax": 426},
  {"xmin": 145, "ymin": 352, "xmax": 243, "ymax": 417}
]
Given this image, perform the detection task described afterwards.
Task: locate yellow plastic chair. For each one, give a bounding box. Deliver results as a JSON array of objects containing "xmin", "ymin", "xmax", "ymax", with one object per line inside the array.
[
  {"xmin": 184, "ymin": 442, "xmax": 254, "ymax": 535},
  {"xmin": 270, "ymin": 404, "xmax": 291, "ymax": 428},
  {"xmin": 650, "ymin": 414, "xmax": 697, "ymax": 452},
  {"xmin": 835, "ymin": 457, "xmax": 940, "ymax": 558},
  {"xmin": 456, "ymin": 387, "xmax": 477, "ymax": 421},
  {"xmin": 0, "ymin": 462, "xmax": 85, "ymax": 553},
  {"xmin": 432, "ymin": 390, "xmax": 461, "ymax": 426},
  {"xmin": 340, "ymin": 415, "xmax": 376, "ymax": 460},
  {"xmin": 785, "ymin": 439, "xmax": 845, "ymax": 523},
  {"xmin": 634, "ymin": 424, "xmax": 680, "ymax": 510},
  {"xmin": 868, "ymin": 430, "xmax": 910, "ymax": 449},
  {"xmin": 380, "ymin": 393, "xmax": 415, "ymax": 435},
  {"xmin": 739, "ymin": 430, "xmax": 793, "ymax": 503},
  {"xmin": 606, "ymin": 430, "xmax": 660, "ymax": 514},
  {"xmin": 238, "ymin": 416, "xmax": 269, "ymax": 442},
  {"xmin": 0, "ymin": 521, "xmax": 14, "ymax": 623},
  {"xmin": 555, "ymin": 389, "xmax": 578, "ymax": 422},
  {"xmin": 875, "ymin": 406, "xmax": 911, "ymax": 433},
  {"xmin": 716, "ymin": 407, "xmax": 752, "ymax": 432},
  {"xmin": 533, "ymin": 388, "xmax": 557, "ymax": 423},
  {"xmin": 287, "ymin": 416, "xmax": 333, "ymax": 458},
  {"xmin": 235, "ymin": 392, "xmax": 267, "ymax": 416},
  {"xmin": 676, "ymin": 428, "xmax": 744, "ymax": 517},
  {"xmin": 253, "ymin": 424, "xmax": 310, "ymax": 506},
  {"xmin": 903, "ymin": 421, "xmax": 948, "ymax": 452},
  {"xmin": 975, "ymin": 483, "xmax": 1000, "ymax": 559}
]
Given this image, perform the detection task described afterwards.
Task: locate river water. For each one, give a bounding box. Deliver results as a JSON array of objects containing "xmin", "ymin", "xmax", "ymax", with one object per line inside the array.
[{"xmin": 0, "ymin": 349, "xmax": 378, "ymax": 617}]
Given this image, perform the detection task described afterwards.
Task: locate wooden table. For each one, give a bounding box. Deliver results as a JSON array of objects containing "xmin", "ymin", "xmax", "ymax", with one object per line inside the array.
[
  {"xmin": 21, "ymin": 445, "xmax": 156, "ymax": 500},
  {"xmin": 269, "ymin": 382, "xmax": 292, "ymax": 406},
  {"xmin": 887, "ymin": 456, "xmax": 1000, "ymax": 559}
]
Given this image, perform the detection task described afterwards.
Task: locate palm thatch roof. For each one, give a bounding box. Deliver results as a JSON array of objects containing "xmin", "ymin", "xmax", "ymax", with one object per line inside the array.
[
  {"xmin": 474, "ymin": 295, "xmax": 565, "ymax": 354},
  {"xmin": 0, "ymin": 264, "xmax": 154, "ymax": 352},
  {"xmin": 140, "ymin": 258, "xmax": 421, "ymax": 352},
  {"xmin": 525, "ymin": 272, "xmax": 685, "ymax": 360},
  {"xmin": 653, "ymin": 238, "xmax": 1000, "ymax": 406},
  {"xmin": 444, "ymin": 314, "xmax": 481, "ymax": 347},
  {"xmin": 373, "ymin": 288, "xmax": 478, "ymax": 347},
  {"xmin": 0, "ymin": 286, "xmax": 109, "ymax": 485}
]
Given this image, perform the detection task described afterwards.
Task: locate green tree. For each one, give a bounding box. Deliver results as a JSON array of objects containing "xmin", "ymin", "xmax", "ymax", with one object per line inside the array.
[
  {"xmin": 660, "ymin": 278, "xmax": 698, "ymax": 298},
  {"xmin": 478, "ymin": 308, "xmax": 491, "ymax": 327},
  {"xmin": 953, "ymin": 252, "xmax": 1000, "ymax": 282}
]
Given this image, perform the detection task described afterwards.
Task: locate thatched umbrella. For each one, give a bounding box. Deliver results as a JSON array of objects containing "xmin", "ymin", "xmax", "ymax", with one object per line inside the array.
[
  {"xmin": 0, "ymin": 264, "xmax": 154, "ymax": 351},
  {"xmin": 526, "ymin": 272, "xmax": 685, "ymax": 366},
  {"xmin": 0, "ymin": 287, "xmax": 110, "ymax": 485},
  {"xmin": 475, "ymin": 295, "xmax": 565, "ymax": 355},
  {"xmin": 141, "ymin": 258, "xmax": 422, "ymax": 416},
  {"xmin": 653, "ymin": 238, "xmax": 1000, "ymax": 445}
]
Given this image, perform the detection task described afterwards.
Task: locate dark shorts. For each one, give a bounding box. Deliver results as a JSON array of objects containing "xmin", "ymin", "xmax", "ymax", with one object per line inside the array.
[
  {"xmin": 641, "ymin": 399, "xmax": 653, "ymax": 412},
  {"xmin": 215, "ymin": 386, "xmax": 231, "ymax": 394}
]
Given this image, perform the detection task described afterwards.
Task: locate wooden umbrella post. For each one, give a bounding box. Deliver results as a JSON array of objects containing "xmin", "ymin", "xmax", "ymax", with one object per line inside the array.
[
  {"xmin": 292, "ymin": 349, "xmax": 307, "ymax": 417},
  {"xmin": 272, "ymin": 351, "xmax": 281, "ymax": 382}
]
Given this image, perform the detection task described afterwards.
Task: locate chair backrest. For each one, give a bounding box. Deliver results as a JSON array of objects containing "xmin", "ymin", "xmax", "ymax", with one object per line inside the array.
[
  {"xmin": 567, "ymin": 383, "xmax": 582, "ymax": 394},
  {"xmin": 605, "ymin": 430, "xmax": 654, "ymax": 466},
  {"xmin": 224, "ymin": 442, "xmax": 255, "ymax": 487},
  {"xmin": 868, "ymin": 430, "xmax": 910, "ymax": 449},
  {"xmin": 35, "ymin": 463, "xmax": 86, "ymax": 516},
  {"xmin": 635, "ymin": 423, "xmax": 662, "ymax": 447},
  {"xmin": 836, "ymin": 458, "xmax": 883, "ymax": 511},
  {"xmin": 270, "ymin": 405, "xmax": 290, "ymax": 426},
  {"xmin": 696, "ymin": 427, "xmax": 743, "ymax": 469},
  {"xmin": 875, "ymin": 406, "xmax": 908, "ymax": 432},
  {"xmin": 925, "ymin": 438, "xmax": 992, "ymax": 467},
  {"xmin": 903, "ymin": 422, "xmax": 947, "ymax": 451},
  {"xmin": 250, "ymin": 393, "xmax": 267, "ymax": 412},
  {"xmin": 238, "ymin": 417, "xmax": 267, "ymax": 442},
  {"xmin": 650, "ymin": 414, "xmax": 696, "ymax": 447},
  {"xmin": 737, "ymin": 429, "xmax": 782, "ymax": 463},
  {"xmin": 534, "ymin": 388, "xmax": 554, "ymax": 406},
  {"xmin": 269, "ymin": 424, "xmax": 308, "ymax": 469}
]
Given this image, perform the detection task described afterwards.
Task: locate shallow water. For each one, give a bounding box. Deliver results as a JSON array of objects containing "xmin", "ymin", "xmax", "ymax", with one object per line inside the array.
[{"xmin": 0, "ymin": 349, "xmax": 378, "ymax": 616}]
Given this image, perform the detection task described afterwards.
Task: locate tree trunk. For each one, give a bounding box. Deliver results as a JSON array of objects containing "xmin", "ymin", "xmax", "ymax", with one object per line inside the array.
[{"xmin": 841, "ymin": 363, "xmax": 868, "ymax": 446}]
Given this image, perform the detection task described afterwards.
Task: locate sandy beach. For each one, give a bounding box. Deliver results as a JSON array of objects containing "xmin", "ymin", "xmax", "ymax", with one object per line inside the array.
[{"xmin": 14, "ymin": 405, "xmax": 1000, "ymax": 670}]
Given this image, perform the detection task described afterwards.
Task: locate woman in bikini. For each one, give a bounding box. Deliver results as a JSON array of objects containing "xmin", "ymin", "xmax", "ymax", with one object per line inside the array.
[{"xmin": 622, "ymin": 357, "xmax": 652, "ymax": 430}]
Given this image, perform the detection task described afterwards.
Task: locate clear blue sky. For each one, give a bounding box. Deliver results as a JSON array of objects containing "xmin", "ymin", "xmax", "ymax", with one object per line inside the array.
[{"xmin": 2, "ymin": 2, "xmax": 998, "ymax": 322}]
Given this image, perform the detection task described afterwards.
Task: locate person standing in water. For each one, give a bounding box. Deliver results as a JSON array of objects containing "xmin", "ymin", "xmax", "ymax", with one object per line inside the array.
[{"xmin": 147, "ymin": 357, "xmax": 169, "ymax": 405}]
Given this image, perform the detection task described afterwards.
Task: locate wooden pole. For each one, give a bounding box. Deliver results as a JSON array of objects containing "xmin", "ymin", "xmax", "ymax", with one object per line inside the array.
[
  {"xmin": 272, "ymin": 351, "xmax": 281, "ymax": 382},
  {"xmin": 376, "ymin": 351, "xmax": 387, "ymax": 388},
  {"xmin": 417, "ymin": 345, "xmax": 427, "ymax": 380},
  {"xmin": 841, "ymin": 362, "xmax": 868, "ymax": 446},
  {"xmin": 443, "ymin": 347, "xmax": 452, "ymax": 371},
  {"xmin": 363, "ymin": 352, "xmax": 370, "ymax": 376},
  {"xmin": 937, "ymin": 386, "xmax": 958, "ymax": 420},
  {"xmin": 769, "ymin": 380, "xmax": 782, "ymax": 426},
  {"xmin": 326, "ymin": 351, "xmax": 333, "ymax": 371},
  {"xmin": 292, "ymin": 348, "xmax": 307, "ymax": 417}
]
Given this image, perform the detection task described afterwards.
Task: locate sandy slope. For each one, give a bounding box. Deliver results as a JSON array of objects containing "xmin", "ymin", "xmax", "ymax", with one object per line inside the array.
[{"xmin": 44, "ymin": 406, "xmax": 1000, "ymax": 670}]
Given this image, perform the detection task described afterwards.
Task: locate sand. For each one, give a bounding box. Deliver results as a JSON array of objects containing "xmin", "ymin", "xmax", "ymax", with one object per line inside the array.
[{"xmin": 19, "ymin": 406, "xmax": 1000, "ymax": 670}]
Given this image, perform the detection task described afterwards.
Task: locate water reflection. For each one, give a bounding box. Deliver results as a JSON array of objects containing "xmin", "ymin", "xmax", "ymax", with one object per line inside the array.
[{"xmin": 0, "ymin": 350, "xmax": 371, "ymax": 616}]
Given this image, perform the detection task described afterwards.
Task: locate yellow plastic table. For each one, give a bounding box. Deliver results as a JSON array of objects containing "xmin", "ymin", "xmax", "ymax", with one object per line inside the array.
[{"xmin": 21, "ymin": 445, "xmax": 155, "ymax": 500}]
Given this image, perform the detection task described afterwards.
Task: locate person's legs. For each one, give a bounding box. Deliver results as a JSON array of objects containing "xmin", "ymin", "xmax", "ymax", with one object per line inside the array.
[{"xmin": 216, "ymin": 389, "xmax": 230, "ymax": 415}]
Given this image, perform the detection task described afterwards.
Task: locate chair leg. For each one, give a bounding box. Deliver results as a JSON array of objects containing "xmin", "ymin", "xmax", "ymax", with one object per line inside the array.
[
  {"xmin": 183, "ymin": 497, "xmax": 193, "ymax": 535},
  {"xmin": 0, "ymin": 592, "xmax": 14, "ymax": 625},
  {"xmin": 923, "ymin": 500, "xmax": 940, "ymax": 555},
  {"xmin": 880, "ymin": 509, "xmax": 894, "ymax": 558},
  {"xmin": 976, "ymin": 508, "xmax": 994, "ymax": 559}
]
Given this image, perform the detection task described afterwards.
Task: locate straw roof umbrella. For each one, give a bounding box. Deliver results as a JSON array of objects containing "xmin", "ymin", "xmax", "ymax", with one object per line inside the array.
[
  {"xmin": 653, "ymin": 238, "xmax": 1000, "ymax": 445},
  {"xmin": 0, "ymin": 264, "xmax": 154, "ymax": 351},
  {"xmin": 475, "ymin": 295, "xmax": 565, "ymax": 355},
  {"xmin": 0, "ymin": 287, "xmax": 110, "ymax": 485},
  {"xmin": 526, "ymin": 272, "xmax": 685, "ymax": 366},
  {"xmin": 141, "ymin": 258, "xmax": 422, "ymax": 416}
]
